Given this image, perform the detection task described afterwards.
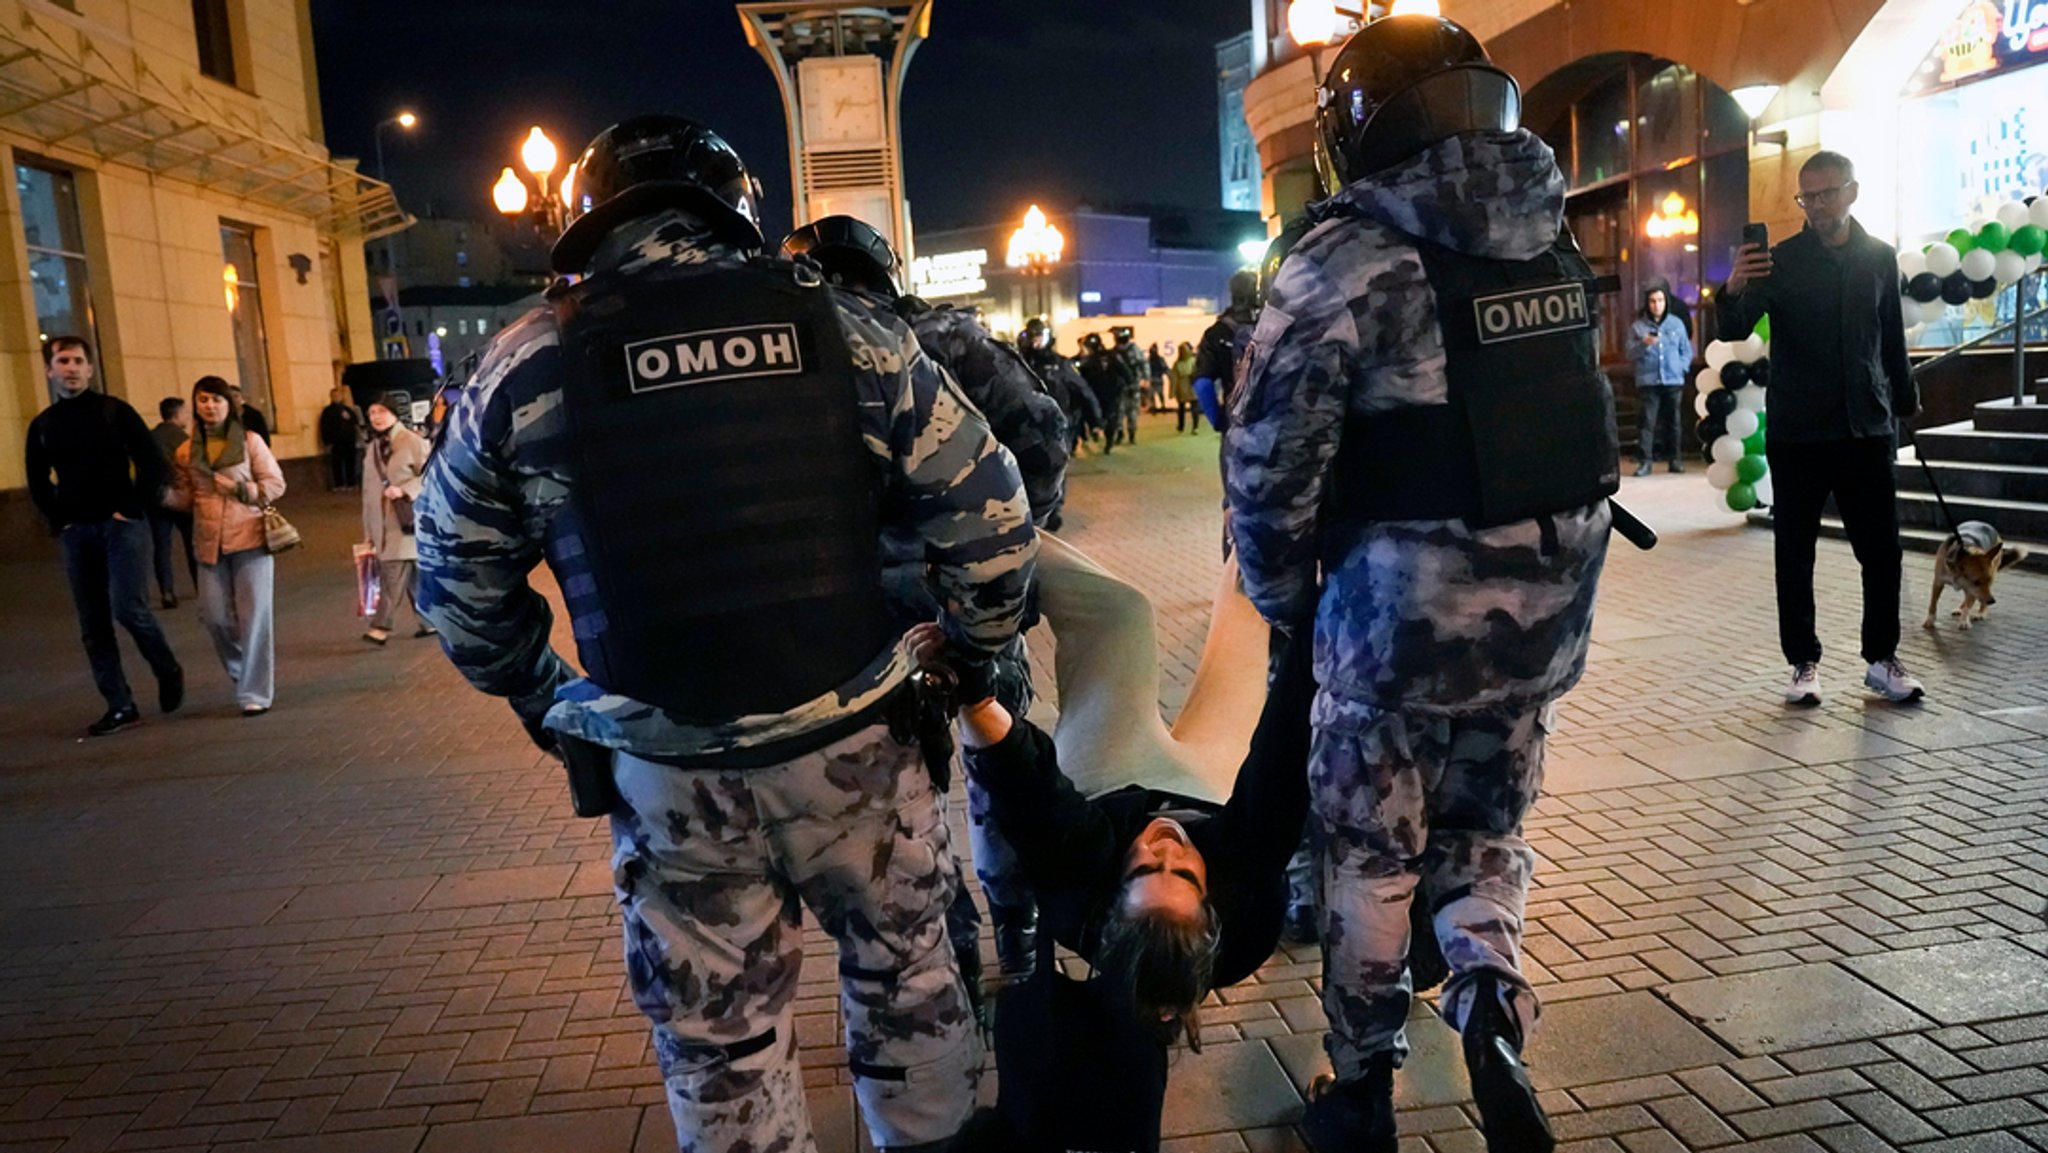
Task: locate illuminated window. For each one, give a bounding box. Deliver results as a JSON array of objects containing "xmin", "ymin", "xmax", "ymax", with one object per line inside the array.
[
  {"xmin": 18, "ymin": 158, "xmax": 100, "ymax": 401},
  {"xmin": 220, "ymin": 221, "xmax": 273, "ymax": 414}
]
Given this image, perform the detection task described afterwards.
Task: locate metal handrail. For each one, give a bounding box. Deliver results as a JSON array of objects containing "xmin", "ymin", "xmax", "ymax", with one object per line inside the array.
[{"xmin": 1910, "ymin": 298, "xmax": 2048, "ymax": 380}]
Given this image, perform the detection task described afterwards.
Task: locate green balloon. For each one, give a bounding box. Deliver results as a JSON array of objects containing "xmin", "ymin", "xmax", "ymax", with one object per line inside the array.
[
  {"xmin": 2011, "ymin": 225, "xmax": 2047, "ymax": 258},
  {"xmin": 1976, "ymin": 222, "xmax": 2011, "ymax": 253},
  {"xmin": 1727, "ymin": 482, "xmax": 1758, "ymax": 512},
  {"xmin": 1736, "ymin": 454, "xmax": 1768, "ymax": 484},
  {"xmin": 1948, "ymin": 228, "xmax": 1978, "ymax": 254},
  {"xmin": 1752, "ymin": 314, "xmax": 1772, "ymax": 343},
  {"xmin": 1743, "ymin": 428, "xmax": 1766, "ymax": 455}
]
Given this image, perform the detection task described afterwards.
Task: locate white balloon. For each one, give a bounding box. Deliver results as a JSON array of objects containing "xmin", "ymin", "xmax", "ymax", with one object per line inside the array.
[
  {"xmin": 1898, "ymin": 249, "xmax": 1927, "ymax": 279},
  {"xmin": 1961, "ymin": 247, "xmax": 1998, "ymax": 282},
  {"xmin": 1696, "ymin": 365, "xmax": 1723, "ymax": 394},
  {"xmin": 1695, "ymin": 390, "xmax": 1711, "ymax": 420},
  {"xmin": 1736, "ymin": 385, "xmax": 1767, "ymax": 413},
  {"xmin": 2032, "ymin": 197, "xmax": 2048, "ymax": 229},
  {"xmin": 1712, "ymin": 434, "xmax": 1746, "ymax": 464},
  {"xmin": 1914, "ymin": 298, "xmax": 1947, "ymax": 325},
  {"xmin": 1996, "ymin": 249, "xmax": 2028, "ymax": 285},
  {"xmin": 1738, "ymin": 333, "xmax": 1766, "ymax": 364},
  {"xmin": 1727, "ymin": 408, "xmax": 1760, "ymax": 439},
  {"xmin": 1753, "ymin": 473, "xmax": 1774, "ymax": 507},
  {"xmin": 1704, "ymin": 340, "xmax": 1736, "ymax": 370},
  {"xmin": 2028, "ymin": 252, "xmax": 2044, "ymax": 274},
  {"xmin": 1707, "ymin": 460, "xmax": 1738, "ymax": 490},
  {"xmin": 1999, "ymin": 201, "xmax": 2032, "ymax": 230},
  {"xmin": 1926, "ymin": 242, "xmax": 1962, "ymax": 278}
]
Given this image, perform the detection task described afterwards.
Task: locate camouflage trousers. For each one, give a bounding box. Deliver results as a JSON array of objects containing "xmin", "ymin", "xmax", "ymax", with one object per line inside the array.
[
  {"xmin": 610, "ymin": 724, "xmax": 982, "ymax": 1152},
  {"xmin": 1114, "ymin": 388, "xmax": 1140, "ymax": 444},
  {"xmin": 1311, "ymin": 697, "xmax": 1549, "ymax": 1081}
]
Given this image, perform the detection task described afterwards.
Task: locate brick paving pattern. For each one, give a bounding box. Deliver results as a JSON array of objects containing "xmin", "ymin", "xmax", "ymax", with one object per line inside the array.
[{"xmin": 3, "ymin": 411, "xmax": 2047, "ymax": 1152}]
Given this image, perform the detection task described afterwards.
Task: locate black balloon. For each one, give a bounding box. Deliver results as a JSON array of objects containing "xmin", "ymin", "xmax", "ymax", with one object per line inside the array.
[
  {"xmin": 1907, "ymin": 272, "xmax": 1943, "ymax": 302},
  {"xmin": 1970, "ymin": 276, "xmax": 1999, "ymax": 300},
  {"xmin": 1941, "ymin": 271, "xmax": 1974, "ymax": 305},
  {"xmin": 1749, "ymin": 359, "xmax": 1771, "ymax": 388},
  {"xmin": 1698, "ymin": 417, "xmax": 1727, "ymax": 447},
  {"xmin": 1706, "ymin": 389, "xmax": 1739, "ymax": 419},
  {"xmin": 1720, "ymin": 361, "xmax": 1751, "ymax": 389}
]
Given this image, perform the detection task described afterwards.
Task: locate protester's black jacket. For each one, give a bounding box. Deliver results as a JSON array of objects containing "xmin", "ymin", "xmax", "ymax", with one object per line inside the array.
[
  {"xmin": 1717, "ymin": 219, "xmax": 1915, "ymax": 443},
  {"xmin": 25, "ymin": 391, "xmax": 167, "ymax": 530},
  {"xmin": 963, "ymin": 635, "xmax": 1314, "ymax": 989}
]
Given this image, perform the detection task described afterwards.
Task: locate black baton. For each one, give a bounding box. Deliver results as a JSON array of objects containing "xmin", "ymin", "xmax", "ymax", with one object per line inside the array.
[{"xmin": 1608, "ymin": 498, "xmax": 1658, "ymax": 551}]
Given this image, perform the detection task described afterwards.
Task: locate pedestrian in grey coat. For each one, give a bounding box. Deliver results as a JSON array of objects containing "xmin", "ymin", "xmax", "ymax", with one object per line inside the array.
[{"xmin": 360, "ymin": 393, "xmax": 434, "ymax": 644}]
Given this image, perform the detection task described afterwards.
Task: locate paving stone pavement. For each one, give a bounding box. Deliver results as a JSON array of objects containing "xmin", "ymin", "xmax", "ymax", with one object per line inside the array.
[{"xmin": 3, "ymin": 411, "xmax": 2048, "ymax": 1153}]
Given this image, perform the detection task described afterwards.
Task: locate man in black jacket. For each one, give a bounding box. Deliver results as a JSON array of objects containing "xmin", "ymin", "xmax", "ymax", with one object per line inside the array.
[
  {"xmin": 24, "ymin": 337, "xmax": 184, "ymax": 735},
  {"xmin": 1719, "ymin": 150, "xmax": 1923, "ymax": 706}
]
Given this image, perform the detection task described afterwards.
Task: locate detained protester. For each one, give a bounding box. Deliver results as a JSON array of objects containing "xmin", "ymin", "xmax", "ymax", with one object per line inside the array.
[
  {"xmin": 915, "ymin": 617, "xmax": 1312, "ymax": 1153},
  {"xmin": 416, "ymin": 115, "xmax": 1035, "ymax": 1153},
  {"xmin": 1228, "ymin": 15, "xmax": 1619, "ymax": 1152}
]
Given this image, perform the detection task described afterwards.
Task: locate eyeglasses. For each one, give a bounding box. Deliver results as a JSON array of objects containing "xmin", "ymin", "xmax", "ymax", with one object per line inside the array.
[{"xmin": 1794, "ymin": 183, "xmax": 1856, "ymax": 208}]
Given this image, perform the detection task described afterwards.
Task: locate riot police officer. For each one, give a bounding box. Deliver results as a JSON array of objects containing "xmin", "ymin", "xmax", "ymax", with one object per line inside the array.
[
  {"xmin": 1110, "ymin": 326, "xmax": 1147, "ymax": 445},
  {"xmin": 1078, "ymin": 333, "xmax": 1136, "ymax": 452},
  {"xmin": 779, "ymin": 214, "xmax": 1066, "ymax": 981},
  {"xmin": 416, "ymin": 116, "xmax": 1037, "ymax": 1153},
  {"xmin": 1021, "ymin": 318, "xmax": 1101, "ymax": 453},
  {"xmin": 1226, "ymin": 17, "xmax": 1618, "ymax": 1153}
]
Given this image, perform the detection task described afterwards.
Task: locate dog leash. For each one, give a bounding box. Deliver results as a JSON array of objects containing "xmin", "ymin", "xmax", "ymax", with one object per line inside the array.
[{"xmin": 1916, "ymin": 453, "xmax": 1965, "ymax": 543}]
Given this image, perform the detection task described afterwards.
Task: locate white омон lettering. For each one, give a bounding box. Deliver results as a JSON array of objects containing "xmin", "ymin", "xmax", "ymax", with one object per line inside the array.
[
  {"xmin": 675, "ymin": 341, "xmax": 718, "ymax": 375},
  {"xmin": 1514, "ymin": 298, "xmax": 1544, "ymax": 328},
  {"xmin": 635, "ymin": 348, "xmax": 671, "ymax": 380},
  {"xmin": 723, "ymin": 337, "xmax": 758, "ymax": 368},
  {"xmin": 1482, "ymin": 303, "xmax": 1511, "ymax": 334},
  {"xmin": 760, "ymin": 330, "xmax": 796, "ymax": 366}
]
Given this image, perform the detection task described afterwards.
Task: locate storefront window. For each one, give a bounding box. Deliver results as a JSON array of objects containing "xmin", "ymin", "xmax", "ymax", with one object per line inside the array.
[
  {"xmin": 220, "ymin": 221, "xmax": 274, "ymax": 417},
  {"xmin": 1576, "ymin": 75, "xmax": 1632, "ymax": 188},
  {"xmin": 1635, "ymin": 65, "xmax": 1700, "ymax": 171},
  {"xmin": 16, "ymin": 158, "xmax": 100, "ymax": 401}
]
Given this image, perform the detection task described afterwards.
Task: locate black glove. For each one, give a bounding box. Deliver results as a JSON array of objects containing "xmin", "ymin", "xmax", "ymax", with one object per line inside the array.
[
  {"xmin": 519, "ymin": 710, "xmax": 561, "ymax": 759},
  {"xmin": 951, "ymin": 654, "xmax": 997, "ymax": 708}
]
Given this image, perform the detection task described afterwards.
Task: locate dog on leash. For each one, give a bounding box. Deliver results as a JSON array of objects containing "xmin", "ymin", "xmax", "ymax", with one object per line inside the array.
[{"xmin": 1924, "ymin": 521, "xmax": 2028, "ymax": 630}]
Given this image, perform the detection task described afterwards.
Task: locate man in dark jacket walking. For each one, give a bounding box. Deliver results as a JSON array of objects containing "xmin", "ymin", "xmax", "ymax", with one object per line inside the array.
[
  {"xmin": 25, "ymin": 337, "xmax": 184, "ymax": 735},
  {"xmin": 148, "ymin": 396, "xmax": 196, "ymax": 606},
  {"xmin": 1719, "ymin": 150, "xmax": 1923, "ymax": 706},
  {"xmin": 319, "ymin": 387, "xmax": 364, "ymax": 490}
]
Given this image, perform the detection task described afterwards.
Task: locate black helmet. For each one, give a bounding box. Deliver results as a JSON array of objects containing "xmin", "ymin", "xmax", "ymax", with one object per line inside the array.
[
  {"xmin": 779, "ymin": 215, "xmax": 900, "ymax": 297},
  {"xmin": 1111, "ymin": 326, "xmax": 1134, "ymax": 343},
  {"xmin": 1020, "ymin": 317, "xmax": 1050, "ymax": 351},
  {"xmin": 1228, "ymin": 268, "xmax": 1259, "ymax": 310},
  {"xmin": 552, "ymin": 115, "xmax": 765, "ymax": 274},
  {"xmin": 1315, "ymin": 15, "xmax": 1521, "ymax": 191},
  {"xmin": 1257, "ymin": 216, "xmax": 1318, "ymax": 310},
  {"xmin": 1081, "ymin": 333, "xmax": 1105, "ymax": 353}
]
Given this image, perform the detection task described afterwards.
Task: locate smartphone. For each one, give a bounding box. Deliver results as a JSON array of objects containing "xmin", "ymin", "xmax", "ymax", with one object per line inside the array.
[{"xmin": 1741, "ymin": 222, "xmax": 1769, "ymax": 251}]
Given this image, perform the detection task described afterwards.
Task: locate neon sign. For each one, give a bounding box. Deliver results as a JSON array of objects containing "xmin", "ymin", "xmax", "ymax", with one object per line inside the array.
[
  {"xmin": 909, "ymin": 249, "xmax": 989, "ymax": 299},
  {"xmin": 1905, "ymin": 0, "xmax": 2048, "ymax": 94}
]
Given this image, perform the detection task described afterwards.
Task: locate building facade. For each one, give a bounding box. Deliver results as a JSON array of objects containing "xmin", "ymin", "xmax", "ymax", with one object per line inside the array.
[
  {"xmin": 1217, "ymin": 32, "xmax": 1260, "ymax": 212},
  {"xmin": 909, "ymin": 206, "xmax": 1263, "ymax": 345},
  {"xmin": 2, "ymin": 0, "xmax": 403, "ymax": 506},
  {"xmin": 1240, "ymin": 0, "xmax": 2048, "ymax": 366}
]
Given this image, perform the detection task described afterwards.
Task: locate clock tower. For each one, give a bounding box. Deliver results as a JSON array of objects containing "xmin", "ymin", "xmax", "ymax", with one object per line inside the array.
[{"xmin": 737, "ymin": 1, "xmax": 932, "ymax": 256}]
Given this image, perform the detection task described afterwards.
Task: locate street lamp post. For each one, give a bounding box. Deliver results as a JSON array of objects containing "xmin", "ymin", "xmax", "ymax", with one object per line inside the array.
[
  {"xmin": 1285, "ymin": 0, "xmax": 1441, "ymax": 75},
  {"xmin": 372, "ymin": 111, "xmax": 418, "ymax": 358},
  {"xmin": 492, "ymin": 126, "xmax": 572, "ymax": 246},
  {"xmin": 1006, "ymin": 204, "xmax": 1064, "ymax": 326}
]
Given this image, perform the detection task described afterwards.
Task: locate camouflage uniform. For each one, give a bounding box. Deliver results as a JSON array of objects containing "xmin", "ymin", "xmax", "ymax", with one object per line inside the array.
[
  {"xmin": 1078, "ymin": 347, "xmax": 1137, "ymax": 449},
  {"xmin": 1025, "ymin": 344, "xmax": 1101, "ymax": 452},
  {"xmin": 418, "ymin": 209, "xmax": 1037, "ymax": 1151},
  {"xmin": 1225, "ymin": 131, "xmax": 1610, "ymax": 1082},
  {"xmin": 1114, "ymin": 337, "xmax": 1148, "ymax": 443}
]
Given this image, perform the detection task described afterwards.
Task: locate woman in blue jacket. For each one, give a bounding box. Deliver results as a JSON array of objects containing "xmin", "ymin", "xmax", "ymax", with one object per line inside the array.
[{"xmin": 1631, "ymin": 282, "xmax": 1694, "ymax": 475}]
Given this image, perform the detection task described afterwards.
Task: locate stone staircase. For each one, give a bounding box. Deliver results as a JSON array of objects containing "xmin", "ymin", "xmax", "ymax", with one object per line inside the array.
[{"xmin": 1889, "ymin": 396, "xmax": 2048, "ymax": 569}]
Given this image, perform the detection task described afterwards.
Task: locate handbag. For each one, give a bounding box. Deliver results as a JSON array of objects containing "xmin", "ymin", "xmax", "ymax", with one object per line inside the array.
[
  {"xmin": 263, "ymin": 504, "xmax": 302, "ymax": 554},
  {"xmin": 372, "ymin": 440, "xmax": 417, "ymax": 535}
]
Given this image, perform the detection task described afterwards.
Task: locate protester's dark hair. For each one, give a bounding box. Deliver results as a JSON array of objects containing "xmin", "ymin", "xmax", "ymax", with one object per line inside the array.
[
  {"xmin": 192, "ymin": 375, "xmax": 235, "ymax": 407},
  {"xmin": 1802, "ymin": 150, "xmax": 1856, "ymax": 183},
  {"xmin": 159, "ymin": 397, "xmax": 185, "ymax": 420},
  {"xmin": 1095, "ymin": 896, "xmax": 1222, "ymax": 1052},
  {"xmin": 42, "ymin": 336, "xmax": 93, "ymax": 365}
]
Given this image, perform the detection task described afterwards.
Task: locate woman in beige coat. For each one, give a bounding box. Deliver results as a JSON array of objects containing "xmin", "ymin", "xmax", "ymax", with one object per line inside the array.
[
  {"xmin": 164, "ymin": 376, "xmax": 286, "ymax": 715},
  {"xmin": 361, "ymin": 392, "xmax": 435, "ymax": 644}
]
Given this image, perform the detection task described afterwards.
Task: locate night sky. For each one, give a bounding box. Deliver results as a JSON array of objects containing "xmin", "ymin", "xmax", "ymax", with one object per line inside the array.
[{"xmin": 310, "ymin": 0, "xmax": 1250, "ymax": 240}]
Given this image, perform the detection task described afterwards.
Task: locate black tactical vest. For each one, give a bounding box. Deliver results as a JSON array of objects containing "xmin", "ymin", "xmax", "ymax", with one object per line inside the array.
[
  {"xmin": 1334, "ymin": 235, "xmax": 1620, "ymax": 528},
  {"xmin": 551, "ymin": 260, "xmax": 895, "ymax": 721}
]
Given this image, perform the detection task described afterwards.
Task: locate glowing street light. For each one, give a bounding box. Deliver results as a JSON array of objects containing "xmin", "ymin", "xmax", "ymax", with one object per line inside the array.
[
  {"xmin": 396, "ymin": 110, "xmax": 418, "ymax": 129},
  {"xmin": 1644, "ymin": 192, "xmax": 1700, "ymax": 240},
  {"xmin": 1006, "ymin": 205, "xmax": 1065, "ymax": 270},
  {"xmin": 1387, "ymin": 0, "xmax": 1440, "ymax": 15},
  {"xmin": 1287, "ymin": 0, "xmax": 1342, "ymax": 47},
  {"xmin": 1238, "ymin": 239, "xmax": 1269, "ymax": 266},
  {"xmin": 521, "ymin": 126, "xmax": 559, "ymax": 180},
  {"xmin": 492, "ymin": 167, "xmax": 530, "ymax": 216}
]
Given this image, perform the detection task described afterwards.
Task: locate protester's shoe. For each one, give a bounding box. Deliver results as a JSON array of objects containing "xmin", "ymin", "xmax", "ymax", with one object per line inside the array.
[
  {"xmin": 1786, "ymin": 662, "xmax": 1821, "ymax": 707},
  {"xmin": 1632, "ymin": 461, "xmax": 1653, "ymax": 478},
  {"xmin": 413, "ymin": 626, "xmax": 439, "ymax": 639},
  {"xmin": 88, "ymin": 706, "xmax": 141, "ymax": 737},
  {"xmin": 989, "ymin": 902, "xmax": 1039, "ymax": 982},
  {"xmin": 1282, "ymin": 904, "xmax": 1320, "ymax": 946},
  {"xmin": 160, "ymin": 592, "xmax": 178, "ymax": 609},
  {"xmin": 1463, "ymin": 975, "xmax": 1555, "ymax": 1153},
  {"xmin": 1300, "ymin": 1058, "xmax": 1397, "ymax": 1153},
  {"xmin": 362, "ymin": 629, "xmax": 389, "ymax": 646},
  {"xmin": 241, "ymin": 705, "xmax": 270, "ymax": 718},
  {"xmin": 1865, "ymin": 657, "xmax": 1926, "ymax": 703},
  {"xmin": 158, "ymin": 666, "xmax": 185, "ymax": 714},
  {"xmin": 1669, "ymin": 459, "xmax": 1685, "ymax": 474}
]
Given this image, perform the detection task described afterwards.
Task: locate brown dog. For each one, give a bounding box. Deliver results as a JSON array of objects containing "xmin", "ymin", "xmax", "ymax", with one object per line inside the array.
[{"xmin": 1924, "ymin": 521, "xmax": 2028, "ymax": 630}]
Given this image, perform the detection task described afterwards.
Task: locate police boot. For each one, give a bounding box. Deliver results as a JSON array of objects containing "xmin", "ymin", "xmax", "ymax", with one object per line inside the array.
[
  {"xmin": 988, "ymin": 901, "xmax": 1038, "ymax": 982},
  {"xmin": 1299, "ymin": 1056, "xmax": 1396, "ymax": 1153},
  {"xmin": 1462, "ymin": 974, "xmax": 1555, "ymax": 1153}
]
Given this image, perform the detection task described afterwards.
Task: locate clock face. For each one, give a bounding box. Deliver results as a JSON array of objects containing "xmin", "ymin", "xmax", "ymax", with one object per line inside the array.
[{"xmin": 799, "ymin": 56, "xmax": 885, "ymax": 148}]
